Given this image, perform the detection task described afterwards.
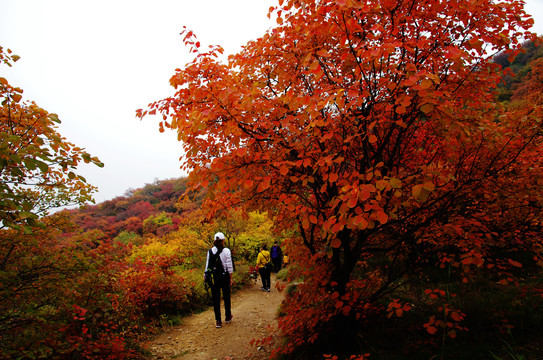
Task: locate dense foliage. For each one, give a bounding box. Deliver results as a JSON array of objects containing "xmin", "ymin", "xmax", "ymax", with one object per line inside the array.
[
  {"xmin": 0, "ymin": 46, "xmax": 280, "ymax": 359},
  {"xmin": 141, "ymin": 0, "xmax": 543, "ymax": 358},
  {"xmin": 0, "ymin": 173, "xmax": 280, "ymax": 359},
  {"xmin": 2, "ymin": 0, "xmax": 543, "ymax": 358}
]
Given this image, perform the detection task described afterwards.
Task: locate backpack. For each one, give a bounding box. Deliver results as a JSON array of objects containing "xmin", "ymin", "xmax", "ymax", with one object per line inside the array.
[
  {"xmin": 260, "ymin": 251, "xmax": 272, "ymax": 271},
  {"xmin": 205, "ymin": 248, "xmax": 225, "ymax": 286}
]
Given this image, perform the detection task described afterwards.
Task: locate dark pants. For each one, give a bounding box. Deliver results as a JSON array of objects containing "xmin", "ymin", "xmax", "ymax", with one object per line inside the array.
[
  {"xmin": 272, "ymin": 257, "xmax": 282, "ymax": 272},
  {"xmin": 259, "ymin": 267, "xmax": 271, "ymax": 290},
  {"xmin": 211, "ymin": 275, "xmax": 231, "ymax": 322}
]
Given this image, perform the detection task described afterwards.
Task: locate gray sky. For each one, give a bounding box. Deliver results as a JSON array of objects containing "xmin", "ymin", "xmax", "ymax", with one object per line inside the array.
[{"xmin": 1, "ymin": 0, "xmax": 542, "ymax": 204}]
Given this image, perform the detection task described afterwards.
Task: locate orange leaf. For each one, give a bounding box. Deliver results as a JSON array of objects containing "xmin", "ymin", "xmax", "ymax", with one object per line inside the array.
[
  {"xmin": 420, "ymin": 103, "xmax": 434, "ymax": 114},
  {"xmin": 353, "ymin": 215, "xmax": 368, "ymax": 229},
  {"xmin": 376, "ymin": 179, "xmax": 388, "ymax": 190},
  {"xmin": 330, "ymin": 238, "xmax": 341, "ymax": 248},
  {"xmin": 347, "ymin": 196, "xmax": 358, "ymax": 208},
  {"xmin": 359, "ymin": 186, "xmax": 372, "ymax": 201},
  {"xmin": 258, "ymin": 177, "xmax": 271, "ymax": 191},
  {"xmin": 422, "ymin": 181, "xmax": 435, "ymax": 191},
  {"xmin": 419, "ymin": 79, "xmax": 433, "ymax": 89},
  {"xmin": 375, "ymin": 211, "xmax": 388, "ymax": 224},
  {"xmin": 507, "ymin": 259, "xmax": 522, "ymax": 268},
  {"xmin": 412, "ymin": 185, "xmax": 431, "ymax": 202}
]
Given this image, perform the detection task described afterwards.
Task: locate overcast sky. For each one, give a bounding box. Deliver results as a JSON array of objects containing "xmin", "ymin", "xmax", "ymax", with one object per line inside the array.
[{"xmin": 1, "ymin": 0, "xmax": 542, "ymax": 205}]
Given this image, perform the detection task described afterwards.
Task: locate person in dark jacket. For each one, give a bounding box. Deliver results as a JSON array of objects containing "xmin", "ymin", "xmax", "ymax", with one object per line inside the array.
[{"xmin": 270, "ymin": 241, "xmax": 283, "ymax": 273}]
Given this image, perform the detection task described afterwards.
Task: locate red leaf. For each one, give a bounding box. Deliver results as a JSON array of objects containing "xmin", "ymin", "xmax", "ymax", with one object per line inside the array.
[
  {"xmin": 331, "ymin": 238, "xmax": 341, "ymax": 248},
  {"xmin": 507, "ymin": 259, "xmax": 522, "ymax": 268}
]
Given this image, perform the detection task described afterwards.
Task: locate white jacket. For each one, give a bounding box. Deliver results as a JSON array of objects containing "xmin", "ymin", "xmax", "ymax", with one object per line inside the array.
[{"xmin": 205, "ymin": 246, "xmax": 234, "ymax": 274}]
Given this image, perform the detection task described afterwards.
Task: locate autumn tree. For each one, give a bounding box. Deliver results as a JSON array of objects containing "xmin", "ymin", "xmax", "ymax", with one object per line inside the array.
[
  {"xmin": 0, "ymin": 47, "xmax": 103, "ymax": 229},
  {"xmin": 0, "ymin": 47, "xmax": 108, "ymax": 358},
  {"xmin": 141, "ymin": 0, "xmax": 542, "ymax": 357}
]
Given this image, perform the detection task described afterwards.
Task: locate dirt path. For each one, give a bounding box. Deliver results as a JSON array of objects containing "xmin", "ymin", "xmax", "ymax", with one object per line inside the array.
[{"xmin": 145, "ymin": 276, "xmax": 284, "ymax": 360}]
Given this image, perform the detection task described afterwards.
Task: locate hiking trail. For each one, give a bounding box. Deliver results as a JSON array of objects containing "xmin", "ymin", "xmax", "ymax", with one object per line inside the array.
[{"xmin": 145, "ymin": 276, "xmax": 284, "ymax": 360}]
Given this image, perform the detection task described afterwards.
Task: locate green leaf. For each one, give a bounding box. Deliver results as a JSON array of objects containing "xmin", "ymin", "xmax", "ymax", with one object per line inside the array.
[
  {"xmin": 23, "ymin": 158, "xmax": 37, "ymax": 171},
  {"xmin": 18, "ymin": 211, "xmax": 37, "ymax": 220},
  {"xmin": 49, "ymin": 113, "xmax": 60, "ymax": 123},
  {"xmin": 10, "ymin": 154, "xmax": 22, "ymax": 164},
  {"xmin": 35, "ymin": 160, "xmax": 49, "ymax": 173}
]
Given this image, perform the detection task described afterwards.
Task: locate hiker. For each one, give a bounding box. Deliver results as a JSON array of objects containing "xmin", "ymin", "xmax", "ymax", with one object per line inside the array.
[
  {"xmin": 256, "ymin": 244, "xmax": 272, "ymax": 292},
  {"xmin": 204, "ymin": 232, "xmax": 234, "ymax": 328},
  {"xmin": 283, "ymin": 253, "xmax": 289, "ymax": 267},
  {"xmin": 270, "ymin": 241, "xmax": 283, "ymax": 273}
]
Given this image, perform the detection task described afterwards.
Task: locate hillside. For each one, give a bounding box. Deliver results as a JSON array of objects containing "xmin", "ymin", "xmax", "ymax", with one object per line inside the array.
[{"xmin": 65, "ymin": 177, "xmax": 192, "ymax": 239}]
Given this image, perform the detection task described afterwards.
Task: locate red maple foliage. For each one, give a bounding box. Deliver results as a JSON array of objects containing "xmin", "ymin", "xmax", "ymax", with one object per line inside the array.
[{"xmin": 141, "ymin": 0, "xmax": 542, "ymax": 357}]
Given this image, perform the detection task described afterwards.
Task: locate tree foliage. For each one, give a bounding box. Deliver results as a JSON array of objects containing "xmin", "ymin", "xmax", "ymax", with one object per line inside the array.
[
  {"xmin": 1, "ymin": 168, "xmax": 280, "ymax": 358},
  {"xmin": 141, "ymin": 0, "xmax": 542, "ymax": 357},
  {"xmin": 0, "ymin": 47, "xmax": 103, "ymax": 230}
]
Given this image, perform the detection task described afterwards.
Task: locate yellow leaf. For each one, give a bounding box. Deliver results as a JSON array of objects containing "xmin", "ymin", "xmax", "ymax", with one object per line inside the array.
[{"xmin": 389, "ymin": 177, "xmax": 402, "ymax": 189}]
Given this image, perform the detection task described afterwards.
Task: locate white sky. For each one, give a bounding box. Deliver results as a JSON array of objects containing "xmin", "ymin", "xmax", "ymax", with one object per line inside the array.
[{"xmin": 1, "ymin": 0, "xmax": 542, "ymax": 204}]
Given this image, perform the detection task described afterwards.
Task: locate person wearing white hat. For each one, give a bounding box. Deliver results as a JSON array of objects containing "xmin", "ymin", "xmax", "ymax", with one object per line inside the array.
[{"xmin": 204, "ymin": 232, "xmax": 234, "ymax": 328}]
